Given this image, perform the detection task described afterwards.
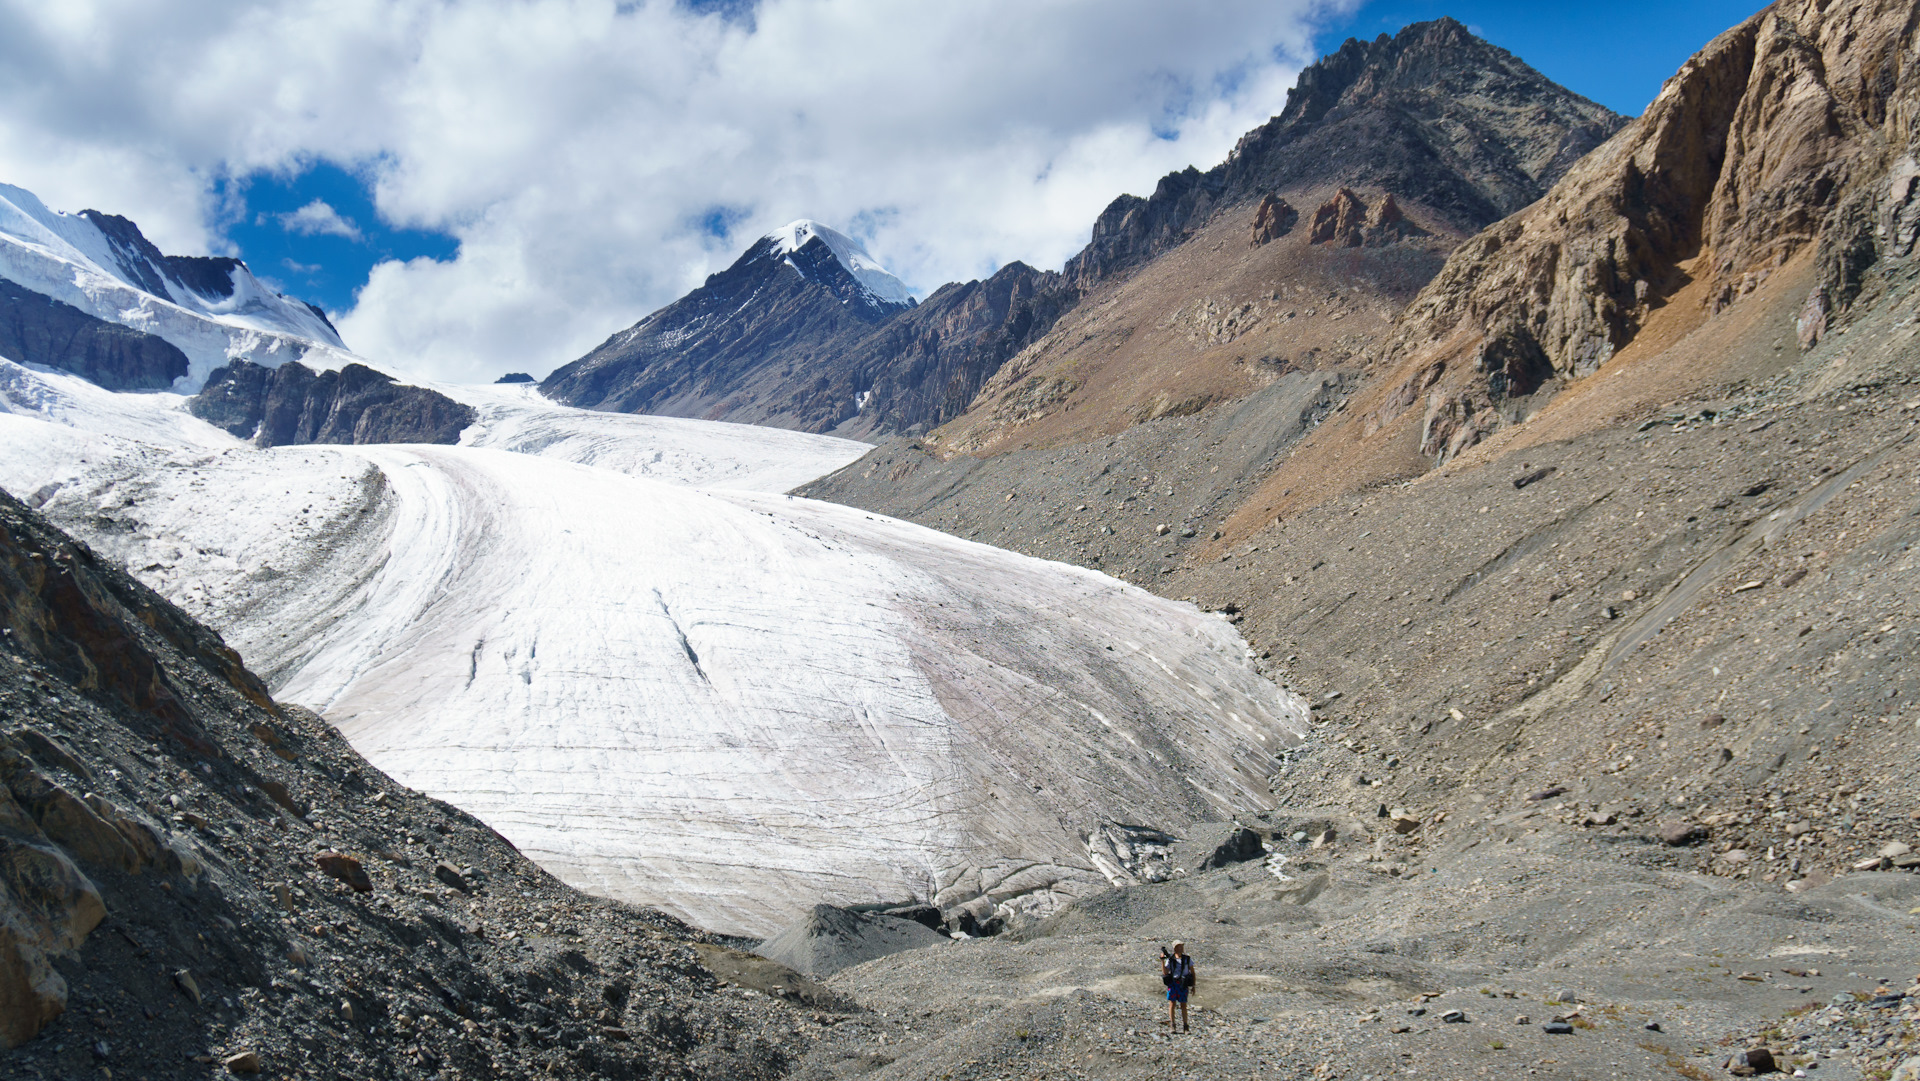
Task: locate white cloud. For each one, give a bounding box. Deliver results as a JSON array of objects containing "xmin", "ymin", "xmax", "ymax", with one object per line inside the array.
[
  {"xmin": 0, "ymin": 0, "xmax": 1356, "ymax": 382},
  {"xmin": 277, "ymin": 199, "xmax": 363, "ymax": 240}
]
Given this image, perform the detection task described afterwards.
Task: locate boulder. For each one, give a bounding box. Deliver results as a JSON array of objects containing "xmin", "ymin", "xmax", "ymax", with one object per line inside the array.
[
  {"xmin": 1727, "ymin": 1047, "xmax": 1777, "ymax": 1075},
  {"xmin": 1250, "ymin": 194, "xmax": 1298, "ymax": 245},
  {"xmin": 754, "ymin": 904, "xmax": 947, "ymax": 979},
  {"xmin": 0, "ymin": 788, "xmax": 107, "ymax": 1048},
  {"xmin": 1657, "ymin": 820, "xmax": 1702, "ymax": 846},
  {"xmin": 315, "ymin": 851, "xmax": 372, "ymax": 893}
]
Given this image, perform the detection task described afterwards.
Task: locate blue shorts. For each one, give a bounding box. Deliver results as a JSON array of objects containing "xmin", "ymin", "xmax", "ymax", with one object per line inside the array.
[{"xmin": 1168, "ymin": 983, "xmax": 1189, "ymax": 1003}]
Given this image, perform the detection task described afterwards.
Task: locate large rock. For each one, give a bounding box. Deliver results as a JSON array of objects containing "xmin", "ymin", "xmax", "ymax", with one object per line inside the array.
[
  {"xmin": 189, "ymin": 360, "xmax": 476, "ymax": 447},
  {"xmin": 0, "ymin": 782, "xmax": 106, "ymax": 1048},
  {"xmin": 753, "ymin": 904, "xmax": 948, "ymax": 979}
]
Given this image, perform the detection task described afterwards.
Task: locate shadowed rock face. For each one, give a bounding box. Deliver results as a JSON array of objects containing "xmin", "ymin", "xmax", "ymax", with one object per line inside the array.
[
  {"xmin": 826, "ymin": 261, "xmax": 1077, "ymax": 439},
  {"xmin": 540, "ymin": 232, "xmax": 913, "ymax": 432},
  {"xmin": 1063, "ymin": 17, "xmax": 1625, "ymax": 289},
  {"xmin": 0, "ymin": 279, "xmax": 189, "ymax": 390},
  {"xmin": 189, "ymin": 360, "xmax": 476, "ymax": 447}
]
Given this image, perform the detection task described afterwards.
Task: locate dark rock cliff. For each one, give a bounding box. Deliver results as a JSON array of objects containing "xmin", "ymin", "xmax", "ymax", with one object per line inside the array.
[
  {"xmin": 829, "ymin": 261, "xmax": 1078, "ymax": 438},
  {"xmin": 1063, "ymin": 18, "xmax": 1626, "ymax": 288},
  {"xmin": 0, "ymin": 278, "xmax": 190, "ymax": 390},
  {"xmin": 189, "ymin": 361, "xmax": 475, "ymax": 447},
  {"xmin": 76, "ymin": 210, "xmax": 249, "ymax": 303}
]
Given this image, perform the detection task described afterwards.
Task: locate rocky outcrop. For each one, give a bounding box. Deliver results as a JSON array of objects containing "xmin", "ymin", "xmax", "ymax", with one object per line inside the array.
[
  {"xmin": 494, "ymin": 371, "xmax": 535, "ymax": 384},
  {"xmin": 1377, "ymin": 0, "xmax": 1920, "ymax": 461},
  {"xmin": 1250, "ymin": 194, "xmax": 1298, "ymax": 245},
  {"xmin": 0, "ymin": 278, "xmax": 189, "ymax": 390},
  {"xmin": 1307, "ymin": 188, "xmax": 1369, "ymax": 246},
  {"xmin": 189, "ymin": 360, "xmax": 476, "ymax": 447},
  {"xmin": 1063, "ymin": 18, "xmax": 1624, "ymax": 289}
]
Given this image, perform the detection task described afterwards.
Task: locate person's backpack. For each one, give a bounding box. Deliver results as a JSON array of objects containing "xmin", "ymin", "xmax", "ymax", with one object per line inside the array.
[{"xmin": 1171, "ymin": 954, "xmax": 1195, "ymax": 991}]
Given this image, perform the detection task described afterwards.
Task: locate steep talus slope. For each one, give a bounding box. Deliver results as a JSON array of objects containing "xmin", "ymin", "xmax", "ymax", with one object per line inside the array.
[
  {"xmin": 541, "ymin": 222, "xmax": 914, "ymax": 432},
  {"xmin": 191, "ymin": 360, "xmax": 477, "ymax": 447},
  {"xmin": 0, "ymin": 487, "xmax": 834, "ymax": 1076}
]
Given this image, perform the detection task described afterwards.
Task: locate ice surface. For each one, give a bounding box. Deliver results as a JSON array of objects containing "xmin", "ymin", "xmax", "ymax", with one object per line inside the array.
[
  {"xmin": 0, "ymin": 182, "xmax": 355, "ymax": 391},
  {"xmin": 766, "ymin": 219, "xmax": 915, "ymax": 306},
  {"xmin": 0, "ymin": 362, "xmax": 1307, "ymax": 936},
  {"xmin": 442, "ymin": 381, "xmax": 868, "ymax": 491}
]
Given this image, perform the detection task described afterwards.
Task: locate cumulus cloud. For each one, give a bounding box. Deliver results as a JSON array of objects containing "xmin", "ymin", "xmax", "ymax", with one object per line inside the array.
[
  {"xmin": 277, "ymin": 199, "xmax": 363, "ymax": 240},
  {"xmin": 0, "ymin": 0, "xmax": 1354, "ymax": 382}
]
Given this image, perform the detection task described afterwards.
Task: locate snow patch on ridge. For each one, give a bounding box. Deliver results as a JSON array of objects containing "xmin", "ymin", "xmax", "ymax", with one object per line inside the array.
[
  {"xmin": 766, "ymin": 219, "xmax": 914, "ymax": 306},
  {"xmin": 0, "ymin": 182, "xmax": 357, "ymax": 392}
]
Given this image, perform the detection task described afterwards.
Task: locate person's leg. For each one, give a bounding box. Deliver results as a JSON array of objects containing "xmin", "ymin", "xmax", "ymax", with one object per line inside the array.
[
  {"xmin": 1180, "ymin": 1000, "xmax": 1189, "ymax": 1032},
  {"xmin": 1166, "ymin": 995, "xmax": 1175, "ymax": 1028}
]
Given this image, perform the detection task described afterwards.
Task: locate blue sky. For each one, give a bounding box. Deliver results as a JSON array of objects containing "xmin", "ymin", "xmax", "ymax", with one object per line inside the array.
[{"xmin": 215, "ymin": 162, "xmax": 457, "ymax": 314}]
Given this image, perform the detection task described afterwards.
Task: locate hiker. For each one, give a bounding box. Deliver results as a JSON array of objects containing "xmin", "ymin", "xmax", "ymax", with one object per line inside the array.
[{"xmin": 1161, "ymin": 941, "xmax": 1194, "ymax": 1032}]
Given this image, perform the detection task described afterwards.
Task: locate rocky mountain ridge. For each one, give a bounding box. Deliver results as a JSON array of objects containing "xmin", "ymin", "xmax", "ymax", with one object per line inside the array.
[
  {"xmin": 539, "ymin": 223, "xmax": 915, "ymax": 431},
  {"xmin": 189, "ymin": 360, "xmax": 477, "ymax": 447},
  {"xmin": 1062, "ymin": 18, "xmax": 1622, "ymax": 290},
  {"xmin": 541, "ymin": 19, "xmax": 1621, "ymax": 445}
]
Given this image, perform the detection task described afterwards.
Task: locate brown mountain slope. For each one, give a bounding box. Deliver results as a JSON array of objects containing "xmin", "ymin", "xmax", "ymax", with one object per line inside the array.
[
  {"xmin": 1221, "ymin": 0, "xmax": 1920, "ymax": 543},
  {"xmin": 919, "ymin": 19, "xmax": 1621, "ymax": 460}
]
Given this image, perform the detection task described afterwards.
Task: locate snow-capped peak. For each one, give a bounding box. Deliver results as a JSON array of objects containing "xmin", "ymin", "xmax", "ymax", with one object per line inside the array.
[{"xmin": 765, "ymin": 219, "xmax": 913, "ymax": 306}]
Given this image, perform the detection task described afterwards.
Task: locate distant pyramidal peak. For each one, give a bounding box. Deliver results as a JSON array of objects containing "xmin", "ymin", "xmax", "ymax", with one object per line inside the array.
[{"xmin": 765, "ymin": 219, "xmax": 914, "ymax": 307}]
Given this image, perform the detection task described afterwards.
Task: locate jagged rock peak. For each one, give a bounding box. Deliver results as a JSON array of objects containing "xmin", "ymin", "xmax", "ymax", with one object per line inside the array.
[
  {"xmin": 1305, "ymin": 188, "xmax": 1425, "ymax": 247},
  {"xmin": 1063, "ymin": 18, "xmax": 1624, "ymax": 287},
  {"xmin": 763, "ymin": 219, "xmax": 914, "ymax": 308},
  {"xmin": 1308, "ymin": 188, "xmax": 1369, "ymax": 246}
]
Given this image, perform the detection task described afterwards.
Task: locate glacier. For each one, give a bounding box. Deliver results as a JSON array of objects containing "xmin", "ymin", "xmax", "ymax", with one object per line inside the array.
[{"xmin": 0, "ymin": 358, "xmax": 1306, "ymax": 936}]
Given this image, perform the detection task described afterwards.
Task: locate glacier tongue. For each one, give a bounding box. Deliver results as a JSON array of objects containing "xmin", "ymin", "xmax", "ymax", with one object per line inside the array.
[{"xmin": 0, "ymin": 365, "xmax": 1305, "ymax": 936}]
